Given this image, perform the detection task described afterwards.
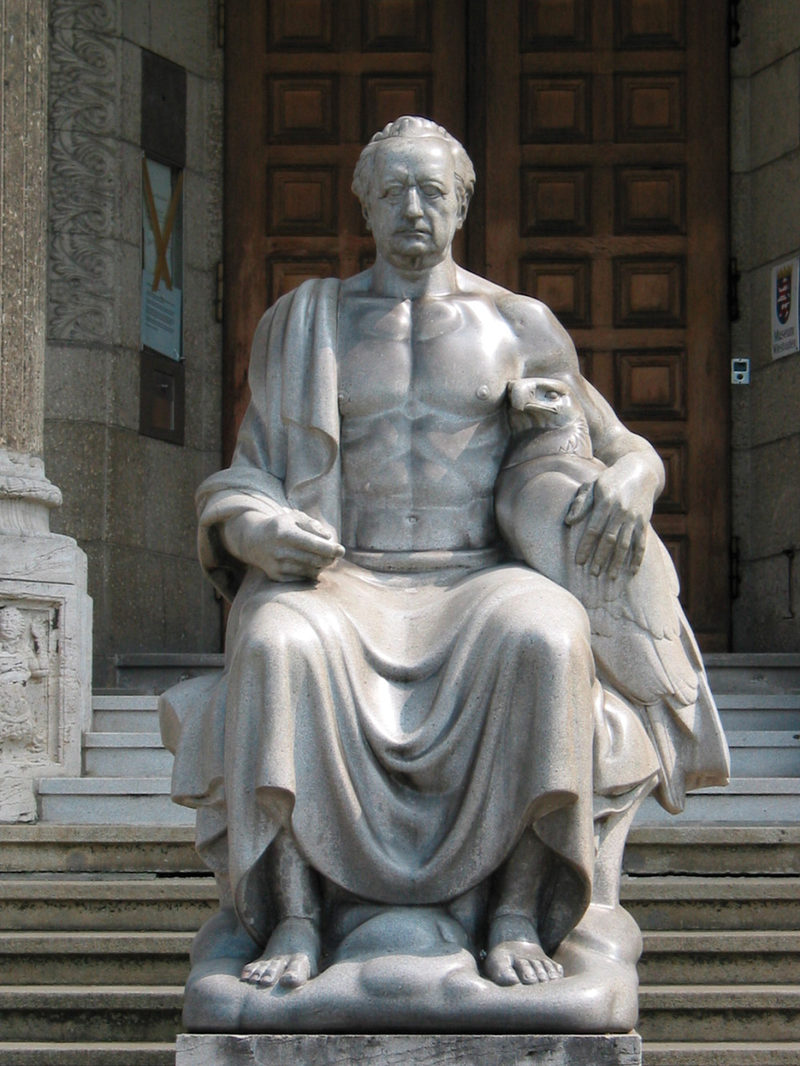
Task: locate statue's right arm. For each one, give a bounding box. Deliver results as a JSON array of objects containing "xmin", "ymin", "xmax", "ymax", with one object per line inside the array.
[
  {"xmin": 200, "ymin": 283, "xmax": 345, "ymax": 587},
  {"xmin": 219, "ymin": 509, "xmax": 344, "ymax": 583}
]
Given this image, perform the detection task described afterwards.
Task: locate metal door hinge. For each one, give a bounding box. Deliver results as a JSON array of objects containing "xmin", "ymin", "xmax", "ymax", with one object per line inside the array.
[
  {"xmin": 729, "ymin": 1, "xmax": 741, "ymax": 47},
  {"xmin": 215, "ymin": 261, "xmax": 224, "ymax": 323},
  {"xmin": 729, "ymin": 257, "xmax": 741, "ymax": 322},
  {"xmin": 217, "ymin": 0, "xmax": 225, "ymax": 48},
  {"xmin": 730, "ymin": 536, "xmax": 741, "ymax": 600},
  {"xmin": 784, "ymin": 548, "xmax": 796, "ymax": 620}
]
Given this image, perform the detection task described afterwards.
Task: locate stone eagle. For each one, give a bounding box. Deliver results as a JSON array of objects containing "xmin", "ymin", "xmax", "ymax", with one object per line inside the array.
[{"xmin": 496, "ymin": 376, "xmax": 726, "ymax": 812}]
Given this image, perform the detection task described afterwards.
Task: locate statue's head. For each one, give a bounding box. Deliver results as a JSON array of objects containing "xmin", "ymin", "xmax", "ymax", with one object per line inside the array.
[
  {"xmin": 352, "ymin": 117, "xmax": 476, "ymax": 271},
  {"xmin": 0, "ymin": 606, "xmax": 25, "ymax": 642},
  {"xmin": 352, "ymin": 117, "xmax": 475, "ymax": 214}
]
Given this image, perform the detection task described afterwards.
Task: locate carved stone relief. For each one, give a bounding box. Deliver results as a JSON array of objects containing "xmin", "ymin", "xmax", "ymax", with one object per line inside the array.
[
  {"xmin": 0, "ymin": 524, "xmax": 94, "ymax": 822},
  {"xmin": 48, "ymin": 0, "xmax": 119, "ymax": 343},
  {"xmin": 0, "ymin": 603, "xmax": 54, "ymax": 758}
]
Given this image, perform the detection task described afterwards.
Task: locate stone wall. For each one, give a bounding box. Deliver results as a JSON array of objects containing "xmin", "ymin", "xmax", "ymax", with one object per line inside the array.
[
  {"xmin": 730, "ymin": 1, "xmax": 800, "ymax": 649},
  {"xmin": 45, "ymin": 0, "xmax": 223, "ymax": 683}
]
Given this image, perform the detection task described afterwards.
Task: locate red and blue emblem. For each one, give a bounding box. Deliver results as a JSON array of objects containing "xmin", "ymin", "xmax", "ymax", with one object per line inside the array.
[{"xmin": 777, "ymin": 269, "xmax": 792, "ymax": 325}]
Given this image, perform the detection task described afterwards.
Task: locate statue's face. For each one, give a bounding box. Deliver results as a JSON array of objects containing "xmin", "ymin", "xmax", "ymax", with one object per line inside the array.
[{"xmin": 365, "ymin": 138, "xmax": 465, "ymax": 272}]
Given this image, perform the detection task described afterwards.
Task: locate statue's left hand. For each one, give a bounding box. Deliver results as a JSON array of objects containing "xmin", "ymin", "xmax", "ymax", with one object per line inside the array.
[{"xmin": 564, "ymin": 457, "xmax": 657, "ymax": 578}]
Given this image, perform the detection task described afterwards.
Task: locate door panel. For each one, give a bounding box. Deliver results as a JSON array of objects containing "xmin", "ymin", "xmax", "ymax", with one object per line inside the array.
[
  {"xmin": 225, "ymin": 0, "xmax": 730, "ymax": 647},
  {"xmin": 483, "ymin": 0, "xmax": 729, "ymax": 648},
  {"xmin": 224, "ymin": 0, "xmax": 467, "ymax": 457}
]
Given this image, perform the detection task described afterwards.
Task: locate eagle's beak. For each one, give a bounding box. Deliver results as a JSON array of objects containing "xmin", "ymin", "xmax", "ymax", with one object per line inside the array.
[{"xmin": 521, "ymin": 399, "xmax": 558, "ymax": 426}]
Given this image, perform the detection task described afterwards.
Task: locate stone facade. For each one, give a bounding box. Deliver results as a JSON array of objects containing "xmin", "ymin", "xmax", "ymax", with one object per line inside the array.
[
  {"xmin": 45, "ymin": 0, "xmax": 224, "ymax": 684},
  {"xmin": 731, "ymin": 1, "xmax": 800, "ymax": 650},
  {"xmin": 0, "ymin": 0, "xmax": 92, "ymax": 821}
]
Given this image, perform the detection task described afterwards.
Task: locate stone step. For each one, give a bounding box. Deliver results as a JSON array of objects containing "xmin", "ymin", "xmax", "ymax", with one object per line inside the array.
[
  {"xmin": 115, "ymin": 652, "xmax": 800, "ymax": 698},
  {"xmin": 0, "ymin": 932, "xmax": 193, "ymax": 985},
  {"xmin": 0, "ymin": 873, "xmax": 795, "ymax": 935},
  {"xmin": 36, "ymin": 778, "xmax": 193, "ymax": 826},
  {"xmin": 638, "ymin": 930, "xmax": 800, "ymax": 984},
  {"xmin": 0, "ymin": 865, "xmax": 792, "ymax": 927},
  {"xmin": 727, "ymin": 732, "xmax": 800, "ymax": 778},
  {"xmin": 39, "ymin": 774, "xmax": 800, "ymax": 827},
  {"xmin": 3, "ymin": 824, "xmax": 797, "ymax": 876},
  {"xmin": 0, "ymin": 987, "xmax": 183, "ymax": 1043},
  {"xmin": 112, "ymin": 653, "xmax": 224, "ymax": 693},
  {"xmin": 704, "ymin": 654, "xmax": 800, "ymax": 695},
  {"xmin": 637, "ymin": 778, "xmax": 800, "ymax": 824},
  {"xmin": 86, "ymin": 715, "xmax": 800, "ymax": 780},
  {"xmin": 716, "ymin": 694, "xmax": 800, "ymax": 731},
  {"xmin": 0, "ymin": 1044, "xmax": 174, "ymax": 1066},
  {"xmin": 0, "ymin": 826, "xmax": 202, "ymax": 875},
  {"xmin": 0, "ymin": 878, "xmax": 218, "ymax": 932},
  {"xmin": 92, "ymin": 709, "xmax": 161, "ymax": 732},
  {"xmin": 83, "ymin": 734, "xmax": 174, "ymax": 777},
  {"xmin": 637, "ymin": 985, "xmax": 800, "ymax": 1043},
  {"xmin": 0, "ymin": 984, "xmax": 795, "ymax": 1044},
  {"xmin": 623, "ymin": 825, "xmax": 800, "ymax": 876},
  {"xmin": 621, "ymin": 876, "xmax": 800, "ymax": 930},
  {"xmin": 92, "ymin": 695, "xmax": 160, "ymax": 734},
  {"xmin": 643, "ymin": 1042, "xmax": 800, "ymax": 1066},
  {"xmin": 0, "ymin": 927, "xmax": 793, "ymax": 989}
]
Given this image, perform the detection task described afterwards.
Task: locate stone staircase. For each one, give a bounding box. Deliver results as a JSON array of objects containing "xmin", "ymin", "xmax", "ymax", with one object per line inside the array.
[
  {"xmin": 0, "ymin": 828, "xmax": 205, "ymax": 1065},
  {"xmin": 0, "ymin": 826, "xmax": 798, "ymax": 1064},
  {"xmin": 637, "ymin": 653, "xmax": 800, "ymax": 824},
  {"xmin": 0, "ymin": 654, "xmax": 798, "ymax": 1064},
  {"xmin": 34, "ymin": 653, "xmax": 800, "ymax": 826},
  {"xmin": 37, "ymin": 694, "xmax": 192, "ymax": 826}
]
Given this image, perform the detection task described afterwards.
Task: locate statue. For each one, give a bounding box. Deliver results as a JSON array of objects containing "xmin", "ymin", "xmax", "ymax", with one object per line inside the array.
[{"xmin": 160, "ymin": 117, "xmax": 729, "ymax": 1033}]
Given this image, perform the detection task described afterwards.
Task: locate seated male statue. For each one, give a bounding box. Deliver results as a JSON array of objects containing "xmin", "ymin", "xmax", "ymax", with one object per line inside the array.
[{"xmin": 162, "ymin": 116, "xmax": 729, "ymax": 1032}]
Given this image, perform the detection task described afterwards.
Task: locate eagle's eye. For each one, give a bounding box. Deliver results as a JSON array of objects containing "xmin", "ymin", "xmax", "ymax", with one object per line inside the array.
[{"xmin": 544, "ymin": 390, "xmax": 561, "ymax": 402}]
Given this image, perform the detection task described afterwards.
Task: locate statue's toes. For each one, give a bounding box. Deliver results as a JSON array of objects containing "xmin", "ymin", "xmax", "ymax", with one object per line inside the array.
[
  {"xmin": 487, "ymin": 944, "xmax": 565, "ymax": 986},
  {"xmin": 515, "ymin": 957, "xmax": 540, "ymax": 983},
  {"xmin": 519, "ymin": 955, "xmax": 565, "ymax": 983},
  {"xmin": 279, "ymin": 952, "xmax": 312, "ymax": 988},
  {"xmin": 484, "ymin": 947, "xmax": 521, "ymax": 986},
  {"xmin": 240, "ymin": 956, "xmax": 284, "ymax": 986},
  {"xmin": 518, "ymin": 955, "xmax": 564, "ymax": 982},
  {"xmin": 543, "ymin": 957, "xmax": 564, "ymax": 980}
]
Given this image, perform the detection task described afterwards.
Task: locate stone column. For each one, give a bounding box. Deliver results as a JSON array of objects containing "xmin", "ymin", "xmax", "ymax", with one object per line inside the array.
[{"xmin": 0, "ymin": 0, "xmax": 92, "ymax": 821}]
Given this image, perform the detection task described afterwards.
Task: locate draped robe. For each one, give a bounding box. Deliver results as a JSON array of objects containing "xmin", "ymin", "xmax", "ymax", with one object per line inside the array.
[{"xmin": 168, "ymin": 278, "xmax": 604, "ymax": 952}]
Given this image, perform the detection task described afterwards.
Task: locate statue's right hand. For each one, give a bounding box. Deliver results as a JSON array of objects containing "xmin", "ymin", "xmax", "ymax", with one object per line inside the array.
[{"xmin": 223, "ymin": 510, "xmax": 345, "ymax": 582}]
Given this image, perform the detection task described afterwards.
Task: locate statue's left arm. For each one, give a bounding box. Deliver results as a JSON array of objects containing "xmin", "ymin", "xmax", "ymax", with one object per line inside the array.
[
  {"xmin": 499, "ymin": 293, "xmax": 665, "ymax": 577},
  {"xmin": 565, "ymin": 373, "xmax": 665, "ymax": 577}
]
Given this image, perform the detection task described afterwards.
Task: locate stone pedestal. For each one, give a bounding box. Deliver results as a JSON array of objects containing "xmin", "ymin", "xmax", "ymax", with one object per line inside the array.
[
  {"xmin": 175, "ymin": 1033, "xmax": 642, "ymax": 1066},
  {"xmin": 0, "ymin": 453, "xmax": 92, "ymax": 821},
  {"xmin": 0, "ymin": 1, "xmax": 92, "ymax": 821}
]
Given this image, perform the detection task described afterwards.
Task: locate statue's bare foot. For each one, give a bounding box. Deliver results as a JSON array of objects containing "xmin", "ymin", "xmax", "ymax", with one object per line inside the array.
[
  {"xmin": 240, "ymin": 916, "xmax": 321, "ymax": 988},
  {"xmin": 485, "ymin": 913, "xmax": 564, "ymax": 985}
]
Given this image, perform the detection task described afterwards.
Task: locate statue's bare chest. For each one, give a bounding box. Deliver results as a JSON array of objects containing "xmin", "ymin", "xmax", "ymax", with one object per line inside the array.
[{"xmin": 337, "ymin": 294, "xmax": 518, "ymax": 419}]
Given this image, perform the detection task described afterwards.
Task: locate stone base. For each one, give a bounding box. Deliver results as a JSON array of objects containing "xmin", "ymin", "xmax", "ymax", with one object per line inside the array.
[
  {"xmin": 176, "ymin": 1033, "xmax": 642, "ymax": 1065},
  {"xmin": 0, "ymin": 526, "xmax": 92, "ymax": 821},
  {"xmin": 182, "ymin": 903, "xmax": 641, "ymax": 1034}
]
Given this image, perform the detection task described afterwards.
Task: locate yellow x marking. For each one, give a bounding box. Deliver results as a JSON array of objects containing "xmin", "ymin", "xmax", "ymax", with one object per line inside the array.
[{"xmin": 142, "ymin": 157, "xmax": 184, "ymax": 291}]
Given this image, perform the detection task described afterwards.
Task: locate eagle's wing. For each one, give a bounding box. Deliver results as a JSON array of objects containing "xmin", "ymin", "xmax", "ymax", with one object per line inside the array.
[{"xmin": 576, "ymin": 535, "xmax": 698, "ymax": 713}]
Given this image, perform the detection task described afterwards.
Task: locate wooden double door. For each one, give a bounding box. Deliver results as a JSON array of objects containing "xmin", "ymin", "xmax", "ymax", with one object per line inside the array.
[{"xmin": 225, "ymin": 0, "xmax": 730, "ymax": 648}]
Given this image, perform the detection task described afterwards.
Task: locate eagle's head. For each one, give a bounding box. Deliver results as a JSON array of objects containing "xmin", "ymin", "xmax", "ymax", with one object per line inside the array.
[{"xmin": 508, "ymin": 377, "xmax": 582, "ymax": 432}]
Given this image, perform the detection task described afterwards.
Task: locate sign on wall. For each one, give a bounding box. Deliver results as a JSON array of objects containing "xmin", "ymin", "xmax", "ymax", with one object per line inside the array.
[
  {"xmin": 141, "ymin": 156, "xmax": 183, "ymax": 361},
  {"xmin": 771, "ymin": 257, "xmax": 800, "ymax": 360}
]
